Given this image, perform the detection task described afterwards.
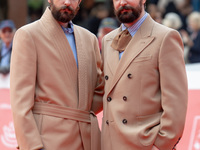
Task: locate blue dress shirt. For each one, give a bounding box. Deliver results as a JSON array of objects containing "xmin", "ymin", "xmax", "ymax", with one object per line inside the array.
[
  {"xmin": 119, "ymin": 12, "xmax": 148, "ymax": 59},
  {"xmin": 62, "ymin": 21, "xmax": 78, "ymax": 67}
]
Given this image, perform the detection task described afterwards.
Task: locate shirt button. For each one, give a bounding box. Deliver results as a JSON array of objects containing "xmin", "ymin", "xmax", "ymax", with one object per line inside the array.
[
  {"xmin": 105, "ymin": 75, "xmax": 109, "ymax": 80},
  {"xmin": 127, "ymin": 73, "xmax": 132, "ymax": 79},
  {"xmin": 123, "ymin": 96, "xmax": 127, "ymax": 101},
  {"xmin": 106, "ymin": 120, "xmax": 109, "ymax": 125},
  {"xmin": 107, "ymin": 97, "xmax": 112, "ymax": 102},
  {"xmin": 122, "ymin": 119, "xmax": 128, "ymax": 124}
]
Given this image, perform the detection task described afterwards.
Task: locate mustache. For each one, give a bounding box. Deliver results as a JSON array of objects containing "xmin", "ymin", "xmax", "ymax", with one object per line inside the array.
[
  {"xmin": 60, "ymin": 5, "xmax": 74, "ymax": 12},
  {"xmin": 118, "ymin": 6, "xmax": 133, "ymax": 12}
]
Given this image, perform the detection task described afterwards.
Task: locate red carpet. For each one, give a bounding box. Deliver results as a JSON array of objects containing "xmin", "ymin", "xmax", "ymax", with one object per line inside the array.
[
  {"xmin": 177, "ymin": 90, "xmax": 200, "ymax": 150},
  {"xmin": 0, "ymin": 89, "xmax": 17, "ymax": 149},
  {"xmin": 0, "ymin": 89, "xmax": 200, "ymax": 149}
]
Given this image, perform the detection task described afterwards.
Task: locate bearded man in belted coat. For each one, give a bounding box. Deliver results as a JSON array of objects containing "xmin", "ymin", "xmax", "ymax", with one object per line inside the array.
[{"xmin": 10, "ymin": 0, "xmax": 104, "ymax": 149}]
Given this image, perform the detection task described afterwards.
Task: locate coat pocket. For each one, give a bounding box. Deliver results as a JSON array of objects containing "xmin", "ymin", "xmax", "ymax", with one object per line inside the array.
[
  {"xmin": 33, "ymin": 114, "xmax": 43, "ymax": 135},
  {"xmin": 136, "ymin": 112, "xmax": 161, "ymax": 146},
  {"xmin": 134, "ymin": 55, "xmax": 152, "ymax": 63}
]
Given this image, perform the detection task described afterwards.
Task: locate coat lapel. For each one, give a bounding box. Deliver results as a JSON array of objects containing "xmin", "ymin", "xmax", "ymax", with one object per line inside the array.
[
  {"xmin": 41, "ymin": 8, "xmax": 90, "ymax": 110},
  {"xmin": 73, "ymin": 25, "xmax": 87, "ymax": 109},
  {"xmin": 40, "ymin": 8, "xmax": 78, "ymax": 83},
  {"xmin": 106, "ymin": 28, "xmax": 121, "ymax": 75},
  {"xmin": 108, "ymin": 16, "xmax": 155, "ymax": 94}
]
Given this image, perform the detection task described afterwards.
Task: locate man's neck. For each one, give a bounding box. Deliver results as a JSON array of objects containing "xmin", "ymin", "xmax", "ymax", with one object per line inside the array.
[{"xmin": 59, "ymin": 22, "xmax": 69, "ymax": 28}]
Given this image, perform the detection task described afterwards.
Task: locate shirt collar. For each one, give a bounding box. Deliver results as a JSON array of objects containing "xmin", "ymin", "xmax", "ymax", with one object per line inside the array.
[
  {"xmin": 122, "ymin": 12, "xmax": 148, "ymax": 37},
  {"xmin": 62, "ymin": 21, "xmax": 74, "ymax": 34}
]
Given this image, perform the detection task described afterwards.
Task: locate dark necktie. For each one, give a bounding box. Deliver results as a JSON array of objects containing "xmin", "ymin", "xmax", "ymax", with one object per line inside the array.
[{"xmin": 111, "ymin": 29, "xmax": 132, "ymax": 52}]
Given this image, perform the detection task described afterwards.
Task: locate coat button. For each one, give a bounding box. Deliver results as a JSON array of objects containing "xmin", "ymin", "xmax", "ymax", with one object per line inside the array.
[
  {"xmin": 123, "ymin": 96, "xmax": 127, "ymax": 101},
  {"xmin": 107, "ymin": 97, "xmax": 112, "ymax": 102},
  {"xmin": 127, "ymin": 73, "xmax": 132, "ymax": 79},
  {"xmin": 122, "ymin": 119, "xmax": 127, "ymax": 124},
  {"xmin": 105, "ymin": 75, "xmax": 109, "ymax": 80},
  {"xmin": 106, "ymin": 120, "xmax": 109, "ymax": 125}
]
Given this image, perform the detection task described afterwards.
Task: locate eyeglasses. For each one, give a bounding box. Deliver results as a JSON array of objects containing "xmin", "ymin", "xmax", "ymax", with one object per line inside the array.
[{"xmin": 1, "ymin": 28, "xmax": 13, "ymax": 34}]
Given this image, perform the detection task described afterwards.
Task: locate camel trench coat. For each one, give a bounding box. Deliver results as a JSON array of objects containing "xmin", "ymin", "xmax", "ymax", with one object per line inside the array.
[
  {"xmin": 10, "ymin": 8, "xmax": 104, "ymax": 150},
  {"xmin": 101, "ymin": 15, "xmax": 188, "ymax": 150}
]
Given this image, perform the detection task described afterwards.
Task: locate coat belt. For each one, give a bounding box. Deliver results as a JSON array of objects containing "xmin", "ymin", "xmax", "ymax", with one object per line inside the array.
[{"xmin": 33, "ymin": 102, "xmax": 101, "ymax": 150}]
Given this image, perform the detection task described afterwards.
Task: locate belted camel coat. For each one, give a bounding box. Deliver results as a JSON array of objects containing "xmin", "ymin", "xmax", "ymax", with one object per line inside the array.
[{"xmin": 10, "ymin": 7, "xmax": 104, "ymax": 150}]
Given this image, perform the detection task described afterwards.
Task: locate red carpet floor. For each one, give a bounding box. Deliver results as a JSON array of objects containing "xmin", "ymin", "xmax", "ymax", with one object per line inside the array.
[{"xmin": 0, "ymin": 89, "xmax": 200, "ymax": 149}]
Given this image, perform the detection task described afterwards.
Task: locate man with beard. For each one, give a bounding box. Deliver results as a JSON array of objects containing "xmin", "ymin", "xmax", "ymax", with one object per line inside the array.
[
  {"xmin": 101, "ymin": 0, "xmax": 188, "ymax": 150},
  {"xmin": 10, "ymin": 0, "xmax": 104, "ymax": 150}
]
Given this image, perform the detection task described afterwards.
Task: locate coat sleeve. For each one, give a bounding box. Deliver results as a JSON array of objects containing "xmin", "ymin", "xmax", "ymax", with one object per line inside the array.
[
  {"xmin": 91, "ymin": 36, "xmax": 104, "ymax": 114},
  {"xmin": 10, "ymin": 28, "xmax": 43, "ymax": 149},
  {"xmin": 154, "ymin": 30, "xmax": 188, "ymax": 150}
]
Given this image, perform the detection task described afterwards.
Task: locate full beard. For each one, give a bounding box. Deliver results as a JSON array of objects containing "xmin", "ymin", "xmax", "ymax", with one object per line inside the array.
[
  {"xmin": 115, "ymin": 1, "xmax": 142, "ymax": 23},
  {"xmin": 50, "ymin": 4, "xmax": 79, "ymax": 23}
]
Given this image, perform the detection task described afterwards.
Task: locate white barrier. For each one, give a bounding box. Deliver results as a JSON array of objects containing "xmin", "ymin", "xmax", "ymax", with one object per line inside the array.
[
  {"xmin": 186, "ymin": 63, "xmax": 200, "ymax": 89},
  {"xmin": 0, "ymin": 74, "xmax": 10, "ymax": 89}
]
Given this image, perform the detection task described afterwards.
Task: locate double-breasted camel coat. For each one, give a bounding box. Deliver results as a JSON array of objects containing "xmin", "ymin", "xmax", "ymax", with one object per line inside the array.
[
  {"xmin": 10, "ymin": 8, "xmax": 104, "ymax": 150},
  {"xmin": 101, "ymin": 15, "xmax": 188, "ymax": 150}
]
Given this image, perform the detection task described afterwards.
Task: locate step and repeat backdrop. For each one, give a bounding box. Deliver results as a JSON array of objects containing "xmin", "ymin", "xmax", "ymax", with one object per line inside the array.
[{"xmin": 0, "ymin": 64, "xmax": 200, "ymax": 150}]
